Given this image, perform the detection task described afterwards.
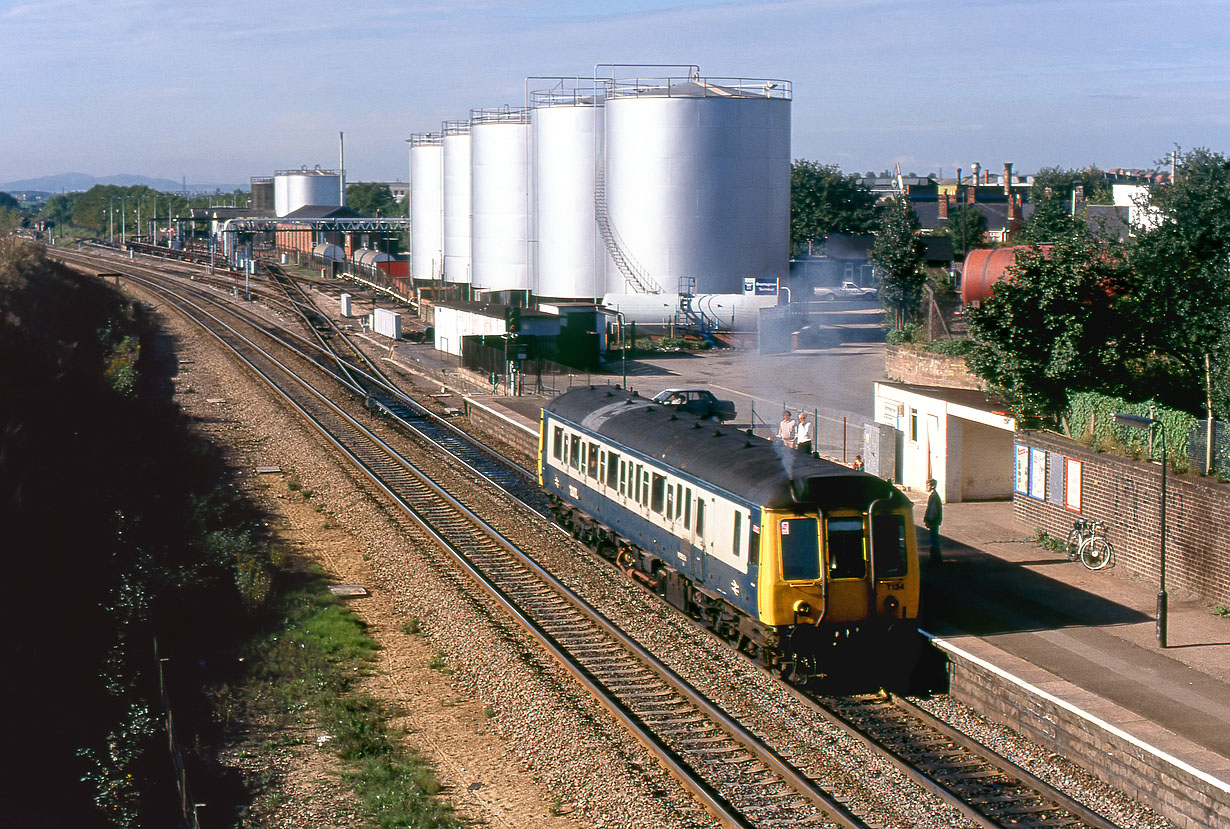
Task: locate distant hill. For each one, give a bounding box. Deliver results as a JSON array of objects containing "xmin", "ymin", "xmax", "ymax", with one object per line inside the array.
[{"xmin": 0, "ymin": 172, "xmax": 244, "ymax": 194}]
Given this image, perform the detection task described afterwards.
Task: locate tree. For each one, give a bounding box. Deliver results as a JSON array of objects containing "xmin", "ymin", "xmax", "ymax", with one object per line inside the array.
[
  {"xmin": 1015, "ymin": 194, "xmax": 1085, "ymax": 244},
  {"xmin": 1031, "ymin": 166, "xmax": 1114, "ymax": 205},
  {"xmin": 346, "ymin": 182, "xmax": 396, "ymax": 217},
  {"xmin": 944, "ymin": 206, "xmax": 988, "ymax": 258},
  {"xmin": 1129, "ymin": 147, "xmax": 1230, "ymax": 417},
  {"xmin": 790, "ymin": 161, "xmax": 876, "ymax": 253},
  {"xmin": 0, "ymin": 191, "xmax": 19, "ymax": 211},
  {"xmin": 965, "ymin": 237, "xmax": 1132, "ymax": 421},
  {"xmin": 871, "ymin": 195, "xmax": 927, "ymax": 330}
]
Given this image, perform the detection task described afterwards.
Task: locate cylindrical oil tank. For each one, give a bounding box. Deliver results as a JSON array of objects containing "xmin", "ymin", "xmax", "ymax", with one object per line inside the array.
[
  {"xmin": 355, "ymin": 248, "xmax": 392, "ymax": 274},
  {"xmin": 410, "ymin": 133, "xmax": 444, "ymax": 281},
  {"xmin": 961, "ymin": 245, "xmax": 1046, "ymax": 304},
  {"xmin": 312, "ymin": 243, "xmax": 345, "ymax": 262},
  {"xmin": 250, "ymin": 177, "xmax": 274, "ymax": 212},
  {"xmin": 442, "ymin": 121, "xmax": 472, "ymax": 284},
  {"xmin": 531, "ymin": 87, "xmax": 604, "ymax": 299},
  {"xmin": 601, "ymin": 75, "xmax": 791, "ymax": 295},
  {"xmin": 274, "ymin": 167, "xmax": 342, "ymax": 217},
  {"xmin": 470, "ymin": 107, "xmax": 530, "ymax": 293}
]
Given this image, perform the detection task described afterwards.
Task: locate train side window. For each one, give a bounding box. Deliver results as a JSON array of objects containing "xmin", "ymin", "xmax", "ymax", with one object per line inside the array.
[
  {"xmin": 598, "ymin": 450, "xmax": 606, "ymax": 483},
  {"xmin": 780, "ymin": 518, "xmax": 820, "ymax": 581},
  {"xmin": 651, "ymin": 474, "xmax": 665, "ymax": 514},
  {"xmin": 827, "ymin": 517, "xmax": 867, "ymax": 579},
  {"xmin": 732, "ymin": 511, "xmax": 742, "ymax": 558},
  {"xmin": 695, "ymin": 499, "xmax": 706, "ymax": 538},
  {"xmin": 665, "ymin": 483, "xmax": 674, "ymax": 518},
  {"xmin": 872, "ymin": 513, "xmax": 909, "ymax": 577},
  {"xmin": 619, "ymin": 461, "xmax": 627, "ymax": 495},
  {"xmin": 749, "ymin": 523, "xmax": 759, "ymax": 566},
  {"xmin": 587, "ymin": 442, "xmax": 599, "ymax": 478},
  {"xmin": 634, "ymin": 464, "xmax": 642, "ymax": 502},
  {"xmin": 552, "ymin": 426, "xmax": 563, "ymax": 461},
  {"xmin": 683, "ymin": 488, "xmax": 692, "ymax": 529},
  {"xmin": 641, "ymin": 470, "xmax": 650, "ymax": 507},
  {"xmin": 569, "ymin": 435, "xmax": 581, "ymax": 469},
  {"xmin": 607, "ymin": 452, "xmax": 620, "ymax": 489}
]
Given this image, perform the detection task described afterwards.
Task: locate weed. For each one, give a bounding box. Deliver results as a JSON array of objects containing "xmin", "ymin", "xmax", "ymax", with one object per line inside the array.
[
  {"xmin": 323, "ymin": 522, "xmax": 332, "ymax": 529},
  {"xmin": 548, "ymin": 796, "xmax": 565, "ymax": 816},
  {"xmin": 314, "ymin": 503, "xmax": 324, "ymax": 513},
  {"xmin": 288, "ymin": 481, "xmax": 302, "ymax": 492},
  {"xmin": 302, "ymin": 490, "xmax": 314, "ymax": 499},
  {"xmin": 483, "ymin": 704, "xmax": 496, "ymax": 719},
  {"xmin": 1213, "ymin": 604, "xmax": 1230, "ymax": 618},
  {"xmin": 401, "ymin": 618, "xmax": 421, "ymax": 635},
  {"xmin": 427, "ymin": 654, "xmax": 454, "ymax": 674},
  {"xmin": 1032, "ymin": 528, "xmax": 1065, "ymax": 555}
]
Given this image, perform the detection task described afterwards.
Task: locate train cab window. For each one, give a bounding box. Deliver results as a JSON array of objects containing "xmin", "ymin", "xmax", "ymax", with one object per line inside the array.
[
  {"xmin": 683, "ymin": 488, "xmax": 693, "ymax": 529},
  {"xmin": 780, "ymin": 518, "xmax": 820, "ymax": 581},
  {"xmin": 552, "ymin": 426, "xmax": 563, "ymax": 461},
  {"xmin": 695, "ymin": 499, "xmax": 706, "ymax": 538},
  {"xmin": 732, "ymin": 511, "xmax": 742, "ymax": 558},
  {"xmin": 665, "ymin": 483, "xmax": 674, "ymax": 518},
  {"xmin": 872, "ymin": 513, "xmax": 909, "ymax": 577},
  {"xmin": 827, "ymin": 517, "xmax": 867, "ymax": 579},
  {"xmin": 587, "ymin": 443, "xmax": 599, "ymax": 478},
  {"xmin": 569, "ymin": 435, "xmax": 581, "ymax": 469},
  {"xmin": 607, "ymin": 452, "xmax": 620, "ymax": 489}
]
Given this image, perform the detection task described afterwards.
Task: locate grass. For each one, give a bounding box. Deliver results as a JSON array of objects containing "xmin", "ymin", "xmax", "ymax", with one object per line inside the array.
[
  {"xmin": 400, "ymin": 618, "xmax": 421, "ymax": 636},
  {"xmin": 236, "ymin": 565, "xmax": 460, "ymax": 828}
]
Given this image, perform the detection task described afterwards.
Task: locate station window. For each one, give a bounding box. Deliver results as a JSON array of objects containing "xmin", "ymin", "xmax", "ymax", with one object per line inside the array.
[
  {"xmin": 607, "ymin": 452, "xmax": 620, "ymax": 489},
  {"xmin": 909, "ymin": 408, "xmax": 918, "ymax": 442},
  {"xmin": 587, "ymin": 442, "xmax": 599, "ymax": 478},
  {"xmin": 569, "ymin": 435, "xmax": 581, "ymax": 469},
  {"xmin": 732, "ymin": 511, "xmax": 742, "ymax": 558},
  {"xmin": 695, "ymin": 499, "xmax": 706, "ymax": 538},
  {"xmin": 552, "ymin": 426, "xmax": 563, "ymax": 461},
  {"xmin": 651, "ymin": 473, "xmax": 666, "ymax": 514},
  {"xmin": 683, "ymin": 488, "xmax": 693, "ymax": 529}
]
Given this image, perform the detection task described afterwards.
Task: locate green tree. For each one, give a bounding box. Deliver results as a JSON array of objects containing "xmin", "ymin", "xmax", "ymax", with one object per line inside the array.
[
  {"xmin": 871, "ymin": 195, "xmax": 927, "ymax": 330},
  {"xmin": 944, "ymin": 206, "xmax": 988, "ymax": 258},
  {"xmin": 1031, "ymin": 166, "xmax": 1114, "ymax": 205},
  {"xmin": 41, "ymin": 193, "xmax": 78, "ymax": 229},
  {"xmin": 0, "ymin": 191, "xmax": 19, "ymax": 211},
  {"xmin": 790, "ymin": 161, "xmax": 876, "ymax": 253},
  {"xmin": 346, "ymin": 182, "xmax": 396, "ymax": 217},
  {"xmin": 1016, "ymin": 194, "xmax": 1085, "ymax": 244},
  {"xmin": 1129, "ymin": 147, "xmax": 1230, "ymax": 417},
  {"xmin": 966, "ymin": 237, "xmax": 1131, "ymax": 421}
]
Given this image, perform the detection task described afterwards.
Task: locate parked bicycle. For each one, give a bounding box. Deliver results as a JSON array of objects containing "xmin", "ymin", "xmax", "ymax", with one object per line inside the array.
[{"xmin": 1066, "ymin": 518, "xmax": 1116, "ymax": 570}]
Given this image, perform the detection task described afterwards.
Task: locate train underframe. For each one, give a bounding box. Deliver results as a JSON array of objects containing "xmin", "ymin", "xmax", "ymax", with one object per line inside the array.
[{"xmin": 549, "ymin": 496, "xmax": 903, "ymax": 684}]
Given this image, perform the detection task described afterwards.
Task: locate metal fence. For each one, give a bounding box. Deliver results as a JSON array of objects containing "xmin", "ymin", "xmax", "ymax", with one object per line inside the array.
[
  {"xmin": 1186, "ymin": 418, "xmax": 1230, "ymax": 475},
  {"xmin": 746, "ymin": 401, "xmax": 868, "ymax": 467}
]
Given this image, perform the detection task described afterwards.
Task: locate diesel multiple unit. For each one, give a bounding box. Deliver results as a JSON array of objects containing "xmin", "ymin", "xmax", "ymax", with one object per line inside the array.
[{"xmin": 539, "ymin": 386, "xmax": 920, "ymax": 679}]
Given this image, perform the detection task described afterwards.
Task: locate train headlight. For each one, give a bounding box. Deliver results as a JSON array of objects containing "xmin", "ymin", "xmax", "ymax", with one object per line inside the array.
[{"xmin": 793, "ymin": 600, "xmax": 811, "ymax": 617}]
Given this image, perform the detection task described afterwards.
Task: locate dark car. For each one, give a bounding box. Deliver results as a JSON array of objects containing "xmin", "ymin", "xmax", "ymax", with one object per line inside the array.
[{"xmin": 652, "ymin": 388, "xmax": 737, "ymax": 422}]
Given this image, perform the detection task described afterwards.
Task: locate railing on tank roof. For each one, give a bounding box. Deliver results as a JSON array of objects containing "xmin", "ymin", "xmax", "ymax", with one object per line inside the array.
[
  {"xmin": 527, "ymin": 76, "xmax": 605, "ymax": 109},
  {"xmin": 409, "ymin": 132, "xmax": 443, "ymax": 146},
  {"xmin": 441, "ymin": 120, "xmax": 470, "ymax": 135},
  {"xmin": 274, "ymin": 166, "xmax": 341, "ymax": 175},
  {"xmin": 469, "ymin": 105, "xmax": 530, "ymax": 124},
  {"xmin": 604, "ymin": 75, "xmax": 791, "ymax": 100}
]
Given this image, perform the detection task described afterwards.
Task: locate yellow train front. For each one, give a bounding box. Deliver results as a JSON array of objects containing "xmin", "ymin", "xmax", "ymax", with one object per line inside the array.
[{"xmin": 539, "ymin": 387, "xmax": 920, "ymax": 680}]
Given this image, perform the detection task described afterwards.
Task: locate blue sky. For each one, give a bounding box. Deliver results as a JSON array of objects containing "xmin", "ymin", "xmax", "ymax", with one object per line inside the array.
[{"xmin": 2, "ymin": 0, "xmax": 1227, "ymax": 186}]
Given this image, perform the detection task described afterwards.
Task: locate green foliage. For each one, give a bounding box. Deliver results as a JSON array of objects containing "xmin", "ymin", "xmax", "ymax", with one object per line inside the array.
[
  {"xmin": 923, "ymin": 337, "xmax": 975, "ymax": 356},
  {"xmin": 790, "ymin": 160, "xmax": 877, "ymax": 253},
  {"xmin": 1016, "ymin": 195, "xmax": 1086, "ymax": 244},
  {"xmin": 872, "ymin": 195, "xmax": 927, "ymax": 330},
  {"xmin": 965, "ymin": 237, "xmax": 1132, "ymax": 420},
  {"xmin": 1031, "ymin": 166, "xmax": 1115, "ymax": 205},
  {"xmin": 0, "ymin": 191, "xmax": 19, "ymax": 210},
  {"xmin": 944, "ymin": 206, "xmax": 988, "ymax": 258},
  {"xmin": 346, "ymin": 182, "xmax": 397, "ymax": 218},
  {"xmin": 1031, "ymin": 528, "xmax": 1065, "ymax": 554},
  {"xmin": 1129, "ymin": 147, "xmax": 1230, "ymax": 418},
  {"xmin": 1213, "ymin": 604, "xmax": 1230, "ymax": 618},
  {"xmin": 885, "ymin": 323, "xmax": 922, "ymax": 345},
  {"xmin": 1066, "ymin": 391, "xmax": 1193, "ymax": 469}
]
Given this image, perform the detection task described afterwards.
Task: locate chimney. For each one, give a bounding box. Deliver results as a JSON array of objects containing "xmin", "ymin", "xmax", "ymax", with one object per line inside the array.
[
  {"xmin": 1003, "ymin": 162, "xmax": 1013, "ymax": 196},
  {"xmin": 938, "ymin": 194, "xmax": 949, "ymax": 219},
  {"xmin": 971, "ymin": 162, "xmax": 981, "ymax": 187},
  {"xmin": 1007, "ymin": 191, "xmax": 1016, "ymax": 223}
]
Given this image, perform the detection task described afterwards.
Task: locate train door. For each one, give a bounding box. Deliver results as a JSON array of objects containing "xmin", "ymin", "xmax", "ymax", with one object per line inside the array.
[{"xmin": 823, "ymin": 513, "xmax": 872, "ymax": 622}]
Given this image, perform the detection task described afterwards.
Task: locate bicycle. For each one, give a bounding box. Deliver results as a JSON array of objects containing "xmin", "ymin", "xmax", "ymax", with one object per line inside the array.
[{"xmin": 1067, "ymin": 519, "xmax": 1115, "ymax": 570}]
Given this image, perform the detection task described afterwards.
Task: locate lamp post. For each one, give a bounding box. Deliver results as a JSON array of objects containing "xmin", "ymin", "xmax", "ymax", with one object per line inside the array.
[{"xmin": 1112, "ymin": 412, "xmax": 1168, "ymax": 647}]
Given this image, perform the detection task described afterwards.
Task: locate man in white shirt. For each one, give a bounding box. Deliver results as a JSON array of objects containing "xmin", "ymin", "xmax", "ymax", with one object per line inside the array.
[
  {"xmin": 778, "ymin": 411, "xmax": 796, "ymax": 448},
  {"xmin": 795, "ymin": 412, "xmax": 813, "ymax": 455}
]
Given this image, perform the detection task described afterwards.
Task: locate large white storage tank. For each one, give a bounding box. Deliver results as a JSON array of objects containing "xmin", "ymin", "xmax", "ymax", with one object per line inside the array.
[
  {"xmin": 442, "ymin": 121, "xmax": 472, "ymax": 285},
  {"xmin": 601, "ymin": 75, "xmax": 791, "ymax": 295},
  {"xmin": 531, "ymin": 85, "xmax": 605, "ymax": 300},
  {"xmin": 273, "ymin": 167, "xmax": 342, "ymax": 218},
  {"xmin": 470, "ymin": 106, "xmax": 530, "ymax": 293},
  {"xmin": 410, "ymin": 133, "xmax": 444, "ymax": 281}
]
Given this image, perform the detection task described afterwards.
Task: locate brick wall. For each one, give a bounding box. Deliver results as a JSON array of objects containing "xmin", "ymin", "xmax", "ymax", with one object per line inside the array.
[
  {"xmin": 1013, "ymin": 431, "xmax": 1230, "ymax": 605},
  {"xmin": 884, "ymin": 344, "xmax": 983, "ymax": 390}
]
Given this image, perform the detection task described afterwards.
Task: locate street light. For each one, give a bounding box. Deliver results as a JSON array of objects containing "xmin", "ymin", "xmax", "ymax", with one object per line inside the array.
[{"xmin": 1111, "ymin": 412, "xmax": 1168, "ymax": 647}]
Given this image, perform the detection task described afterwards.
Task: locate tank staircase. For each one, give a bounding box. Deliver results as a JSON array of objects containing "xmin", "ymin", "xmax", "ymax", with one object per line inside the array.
[
  {"xmin": 594, "ymin": 166, "xmax": 662, "ymax": 295},
  {"xmin": 675, "ymin": 277, "xmax": 723, "ymax": 347}
]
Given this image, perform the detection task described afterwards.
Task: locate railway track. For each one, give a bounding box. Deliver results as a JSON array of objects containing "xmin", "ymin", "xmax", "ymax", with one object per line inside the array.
[{"xmin": 55, "ymin": 245, "xmax": 1123, "ymax": 827}]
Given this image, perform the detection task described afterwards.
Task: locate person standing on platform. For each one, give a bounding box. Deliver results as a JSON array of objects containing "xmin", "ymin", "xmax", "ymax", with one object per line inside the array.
[
  {"xmin": 778, "ymin": 411, "xmax": 796, "ymax": 448},
  {"xmin": 851, "ymin": 454, "xmax": 864, "ymax": 471},
  {"xmin": 924, "ymin": 478, "xmax": 943, "ymax": 565},
  {"xmin": 795, "ymin": 412, "xmax": 813, "ymax": 455}
]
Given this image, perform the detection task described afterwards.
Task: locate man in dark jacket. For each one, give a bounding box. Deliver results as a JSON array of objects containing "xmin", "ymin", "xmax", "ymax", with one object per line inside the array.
[{"xmin": 924, "ymin": 479, "xmax": 943, "ymax": 565}]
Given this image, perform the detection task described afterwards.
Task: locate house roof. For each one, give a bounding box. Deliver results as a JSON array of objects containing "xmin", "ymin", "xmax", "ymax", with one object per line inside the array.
[{"xmin": 282, "ymin": 204, "xmax": 361, "ymax": 219}]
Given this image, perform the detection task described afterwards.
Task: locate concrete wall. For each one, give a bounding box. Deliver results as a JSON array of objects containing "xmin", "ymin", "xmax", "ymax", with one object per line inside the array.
[
  {"xmin": 960, "ymin": 418, "xmax": 1014, "ymax": 500},
  {"xmin": 1013, "ymin": 431, "xmax": 1230, "ymax": 605}
]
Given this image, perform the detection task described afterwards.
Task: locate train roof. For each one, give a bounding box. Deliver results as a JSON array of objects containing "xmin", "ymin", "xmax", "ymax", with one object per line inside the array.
[{"xmin": 545, "ymin": 386, "xmax": 906, "ymax": 511}]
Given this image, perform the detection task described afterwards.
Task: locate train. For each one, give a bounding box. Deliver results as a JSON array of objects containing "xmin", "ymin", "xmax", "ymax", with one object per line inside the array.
[{"xmin": 538, "ymin": 385, "xmax": 921, "ymax": 681}]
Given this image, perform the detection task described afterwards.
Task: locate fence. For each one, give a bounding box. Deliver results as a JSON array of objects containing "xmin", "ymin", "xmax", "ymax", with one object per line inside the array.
[
  {"xmin": 461, "ymin": 337, "xmax": 603, "ymax": 397},
  {"xmin": 748, "ymin": 401, "xmax": 868, "ymax": 466}
]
